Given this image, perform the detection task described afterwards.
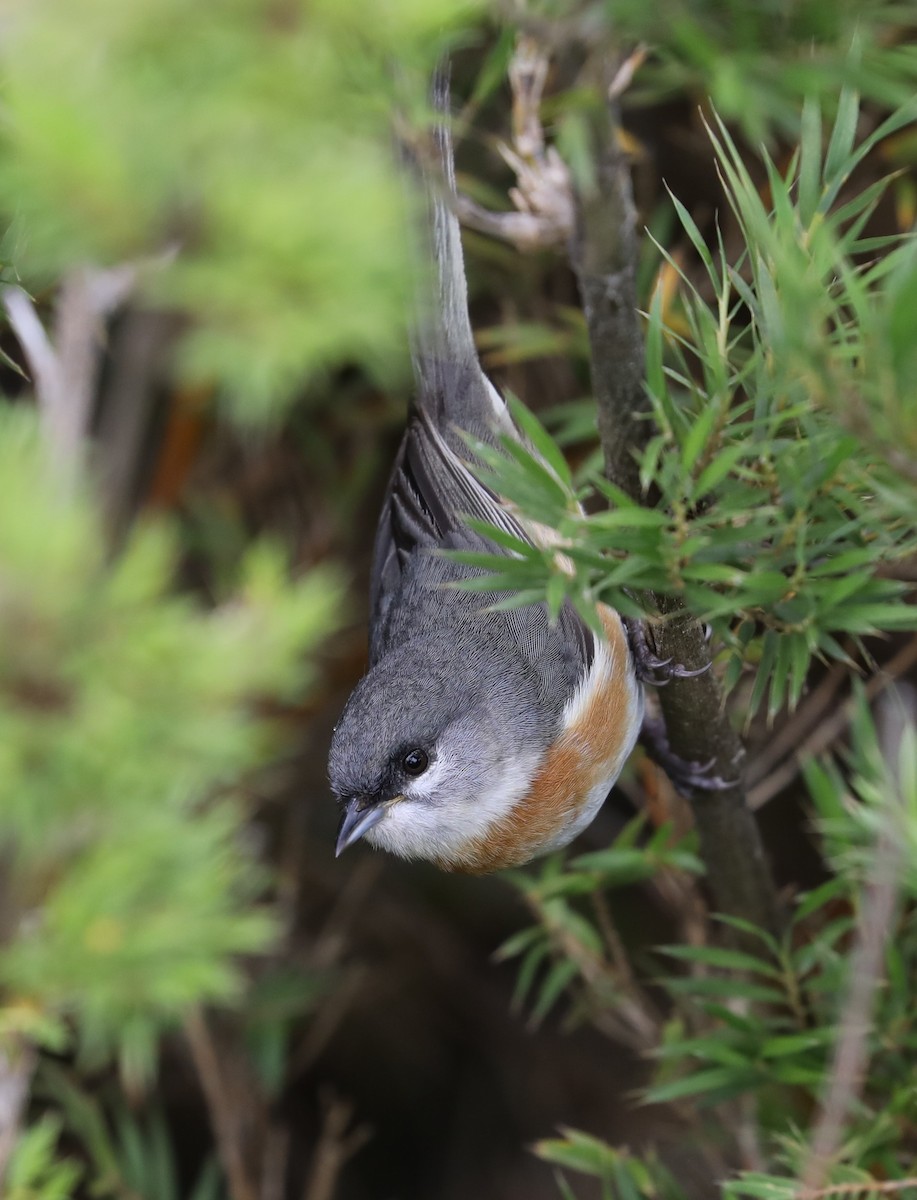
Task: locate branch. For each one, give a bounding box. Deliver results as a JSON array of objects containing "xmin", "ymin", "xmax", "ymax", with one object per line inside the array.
[
  {"xmin": 566, "ymin": 56, "xmax": 782, "ymax": 936},
  {"xmin": 0, "ymin": 1036, "xmax": 36, "ymax": 1191},
  {"xmin": 302, "ymin": 1093, "xmax": 371, "ymax": 1200},
  {"xmin": 451, "ymin": 38, "xmax": 573, "ymax": 253},
  {"xmin": 3, "ymin": 266, "xmax": 136, "ymax": 483},
  {"xmin": 184, "ymin": 1009, "xmax": 263, "ymax": 1200},
  {"xmin": 799, "ymin": 687, "xmax": 912, "ymax": 1191}
]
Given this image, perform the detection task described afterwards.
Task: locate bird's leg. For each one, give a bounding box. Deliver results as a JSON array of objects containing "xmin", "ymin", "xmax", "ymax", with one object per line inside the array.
[
  {"xmin": 624, "ymin": 616, "xmax": 710, "ymax": 686},
  {"xmin": 639, "ymin": 714, "xmax": 736, "ymax": 793}
]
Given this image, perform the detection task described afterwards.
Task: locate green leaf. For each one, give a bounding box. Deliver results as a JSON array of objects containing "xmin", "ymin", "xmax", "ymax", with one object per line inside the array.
[
  {"xmin": 512, "ymin": 943, "xmax": 550, "ymax": 1013},
  {"xmin": 493, "ymin": 926, "xmax": 544, "ymax": 963},
  {"xmin": 711, "ymin": 915, "xmax": 781, "ymax": 957},
  {"xmin": 533, "ymin": 1128, "xmax": 618, "ymax": 1178},
  {"xmin": 530, "ymin": 958, "xmax": 579, "ymax": 1026},
  {"xmin": 662, "ymin": 976, "xmax": 787, "ymax": 1006},
  {"xmin": 793, "ymin": 876, "xmax": 849, "ymax": 924},
  {"xmin": 680, "ymin": 400, "xmax": 720, "ymax": 473},
  {"xmin": 667, "ymin": 188, "xmax": 715, "ymax": 278},
  {"xmin": 825, "ymin": 85, "xmax": 861, "ymax": 184},
  {"xmin": 645, "ymin": 1065, "xmax": 761, "ymax": 1105},
  {"xmin": 506, "ymin": 392, "xmax": 574, "ymax": 489},
  {"xmin": 659, "ymin": 945, "xmax": 782, "ymax": 980},
  {"xmin": 797, "ymin": 95, "xmax": 822, "ymax": 227},
  {"xmin": 469, "ymin": 25, "xmax": 516, "ymax": 107},
  {"xmin": 759, "ymin": 1030, "xmax": 833, "ymax": 1058}
]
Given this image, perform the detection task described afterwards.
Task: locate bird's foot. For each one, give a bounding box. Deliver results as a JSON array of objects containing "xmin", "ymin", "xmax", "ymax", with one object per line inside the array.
[
  {"xmin": 641, "ymin": 715, "xmax": 736, "ymax": 793},
  {"xmin": 624, "ymin": 618, "xmax": 711, "ymax": 687}
]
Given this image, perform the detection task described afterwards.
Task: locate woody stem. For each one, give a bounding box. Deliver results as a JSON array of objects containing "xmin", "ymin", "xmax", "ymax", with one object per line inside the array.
[{"xmin": 567, "ymin": 57, "xmax": 782, "ymax": 938}]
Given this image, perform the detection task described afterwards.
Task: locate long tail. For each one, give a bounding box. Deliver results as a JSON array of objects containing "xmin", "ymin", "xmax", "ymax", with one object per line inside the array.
[{"xmin": 410, "ymin": 67, "xmax": 512, "ymax": 448}]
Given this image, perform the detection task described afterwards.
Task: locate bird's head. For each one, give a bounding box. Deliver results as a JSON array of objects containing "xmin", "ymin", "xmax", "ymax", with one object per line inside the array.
[{"xmin": 328, "ymin": 634, "xmax": 546, "ymax": 870}]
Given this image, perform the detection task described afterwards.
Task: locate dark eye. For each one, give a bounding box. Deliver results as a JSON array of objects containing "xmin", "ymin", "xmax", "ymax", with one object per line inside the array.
[{"xmin": 401, "ymin": 748, "xmax": 429, "ymax": 776}]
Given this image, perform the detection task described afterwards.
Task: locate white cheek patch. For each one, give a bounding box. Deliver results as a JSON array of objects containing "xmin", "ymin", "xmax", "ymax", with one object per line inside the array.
[
  {"xmin": 399, "ymin": 755, "xmax": 449, "ymax": 803},
  {"xmin": 364, "ymin": 746, "xmax": 542, "ymax": 867}
]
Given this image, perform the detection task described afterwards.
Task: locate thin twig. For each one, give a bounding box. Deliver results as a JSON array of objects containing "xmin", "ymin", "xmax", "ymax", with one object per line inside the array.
[
  {"xmin": 3, "ymin": 266, "xmax": 136, "ymax": 482},
  {"xmin": 591, "ymin": 889, "xmax": 666, "ymax": 1031},
  {"xmin": 0, "ymin": 1036, "xmax": 36, "ymax": 1191},
  {"xmin": 749, "ymin": 636, "xmax": 917, "ymax": 810},
  {"xmin": 260, "ymin": 1125, "xmax": 290, "ymax": 1200},
  {"xmin": 301, "ymin": 1094, "xmax": 371, "ymax": 1200},
  {"xmin": 795, "ymin": 1178, "xmax": 917, "ymax": 1199},
  {"xmin": 52, "ymin": 266, "xmax": 136, "ymax": 467},
  {"xmin": 799, "ymin": 688, "xmax": 913, "ymax": 1191},
  {"xmin": 2, "ymin": 287, "xmax": 60, "ymax": 410},
  {"xmin": 747, "ymin": 660, "xmax": 849, "ymax": 788},
  {"xmin": 527, "ymin": 894, "xmax": 658, "ymax": 1050},
  {"xmin": 184, "ymin": 1010, "xmax": 259, "ymax": 1200},
  {"xmin": 453, "ymin": 38, "xmax": 573, "ymax": 251}
]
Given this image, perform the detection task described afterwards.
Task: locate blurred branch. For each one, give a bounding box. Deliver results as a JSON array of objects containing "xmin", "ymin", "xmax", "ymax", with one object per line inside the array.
[
  {"xmin": 454, "ymin": 38, "xmax": 573, "ymax": 251},
  {"xmin": 565, "ymin": 51, "xmax": 782, "ymax": 937},
  {"xmin": 799, "ymin": 688, "xmax": 912, "ymax": 1191},
  {"xmin": 3, "ymin": 266, "xmax": 136, "ymax": 481},
  {"xmin": 525, "ymin": 892, "xmax": 659, "ymax": 1051},
  {"xmin": 185, "ymin": 1009, "xmax": 263, "ymax": 1200},
  {"xmin": 748, "ymin": 635, "xmax": 917, "ymax": 810},
  {"xmin": 94, "ymin": 308, "xmax": 183, "ymax": 543},
  {"xmin": 0, "ymin": 1036, "xmax": 36, "ymax": 1190},
  {"xmin": 302, "ymin": 1093, "xmax": 371, "ymax": 1200},
  {"xmin": 795, "ymin": 1181, "xmax": 917, "ymax": 1199}
]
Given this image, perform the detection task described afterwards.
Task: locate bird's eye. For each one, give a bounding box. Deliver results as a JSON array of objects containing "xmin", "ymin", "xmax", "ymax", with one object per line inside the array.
[{"xmin": 401, "ymin": 748, "xmax": 429, "ymax": 776}]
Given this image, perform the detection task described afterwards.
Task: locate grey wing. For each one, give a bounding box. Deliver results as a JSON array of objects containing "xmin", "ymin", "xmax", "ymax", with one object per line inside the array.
[
  {"xmin": 369, "ymin": 407, "xmax": 594, "ymax": 704},
  {"xmin": 368, "ymin": 404, "xmax": 528, "ymax": 661}
]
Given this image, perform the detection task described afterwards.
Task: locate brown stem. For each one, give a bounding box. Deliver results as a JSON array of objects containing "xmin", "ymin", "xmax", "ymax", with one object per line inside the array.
[
  {"xmin": 302, "ymin": 1095, "xmax": 371, "ymax": 1200},
  {"xmin": 184, "ymin": 1010, "xmax": 261, "ymax": 1200},
  {"xmin": 567, "ymin": 60, "xmax": 781, "ymax": 936},
  {"xmin": 799, "ymin": 689, "xmax": 911, "ymax": 1191}
]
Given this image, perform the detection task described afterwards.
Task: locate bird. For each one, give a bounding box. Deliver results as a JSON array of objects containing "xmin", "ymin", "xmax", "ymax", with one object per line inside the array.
[{"xmin": 327, "ymin": 73, "xmax": 646, "ymax": 873}]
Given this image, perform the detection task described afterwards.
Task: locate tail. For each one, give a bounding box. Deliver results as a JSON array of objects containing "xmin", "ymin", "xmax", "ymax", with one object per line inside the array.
[{"xmin": 410, "ymin": 66, "xmax": 512, "ymax": 447}]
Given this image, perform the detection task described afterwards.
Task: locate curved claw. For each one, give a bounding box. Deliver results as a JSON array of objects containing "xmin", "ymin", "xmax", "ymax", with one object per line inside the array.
[
  {"xmin": 665, "ymin": 661, "xmax": 711, "ymax": 680},
  {"xmin": 644, "ymin": 654, "xmax": 673, "ymax": 671},
  {"xmin": 670, "ymin": 758, "xmax": 734, "ymax": 792},
  {"xmin": 640, "ymin": 716, "xmax": 738, "ymax": 794},
  {"xmin": 624, "ymin": 619, "xmax": 713, "ymax": 686}
]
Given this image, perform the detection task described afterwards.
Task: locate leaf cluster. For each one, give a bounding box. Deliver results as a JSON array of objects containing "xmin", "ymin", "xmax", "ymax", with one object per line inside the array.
[
  {"xmin": 520, "ymin": 0, "xmax": 917, "ymax": 146},
  {"xmin": 459, "ymin": 89, "xmax": 917, "ymax": 720},
  {"xmin": 514, "ymin": 693, "xmax": 917, "ymax": 1197},
  {"xmin": 535, "ymin": 1127, "xmax": 684, "ymax": 1200},
  {"xmin": 0, "ymin": 0, "xmax": 483, "ymax": 419},
  {"xmin": 496, "ymin": 816, "xmax": 700, "ymax": 1030},
  {"xmin": 0, "ymin": 406, "xmax": 341, "ymax": 1081}
]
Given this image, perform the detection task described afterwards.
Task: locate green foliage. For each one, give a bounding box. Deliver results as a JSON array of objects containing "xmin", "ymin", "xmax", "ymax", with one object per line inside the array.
[
  {"xmin": 484, "ymin": 37, "xmax": 917, "ymax": 1192},
  {"xmin": 520, "ymin": 694, "xmax": 917, "ymax": 1197},
  {"xmin": 242, "ymin": 965, "xmax": 334, "ymax": 1098},
  {"xmin": 806, "ymin": 683, "xmax": 917, "ymax": 894},
  {"xmin": 5, "ymin": 1115, "xmax": 82, "ymax": 1200},
  {"xmin": 2, "ymin": 2, "xmax": 916, "ymax": 1196},
  {"xmin": 525, "ymin": 0, "xmax": 917, "ymax": 145},
  {"xmin": 0, "ymin": 0, "xmax": 482, "ymax": 419},
  {"xmin": 35, "ymin": 1064, "xmax": 225, "ymax": 1200},
  {"xmin": 535, "ymin": 1127, "xmax": 684, "ymax": 1200},
  {"xmin": 497, "ymin": 817, "xmax": 701, "ymax": 1026},
  {"xmin": 461, "ymin": 89, "xmax": 917, "ymax": 720},
  {"xmin": 0, "ymin": 405, "xmax": 340, "ymax": 1080}
]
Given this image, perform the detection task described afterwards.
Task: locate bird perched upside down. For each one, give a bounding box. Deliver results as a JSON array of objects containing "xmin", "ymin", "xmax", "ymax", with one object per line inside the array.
[{"xmin": 327, "ymin": 77, "xmax": 645, "ymax": 872}]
